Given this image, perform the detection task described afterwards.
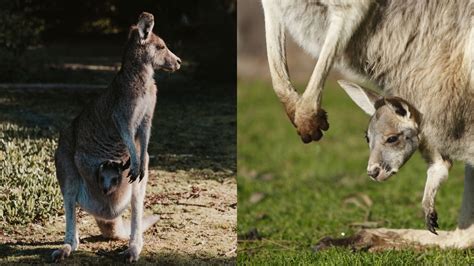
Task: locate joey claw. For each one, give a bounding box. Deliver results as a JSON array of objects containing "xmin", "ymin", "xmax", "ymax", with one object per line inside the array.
[{"xmin": 425, "ymin": 210, "xmax": 439, "ymax": 235}]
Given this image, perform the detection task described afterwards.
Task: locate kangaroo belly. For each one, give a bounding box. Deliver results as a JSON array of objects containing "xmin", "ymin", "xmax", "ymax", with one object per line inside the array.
[
  {"xmin": 77, "ymin": 182, "xmax": 132, "ymax": 220},
  {"xmin": 271, "ymin": 0, "xmax": 328, "ymax": 59}
]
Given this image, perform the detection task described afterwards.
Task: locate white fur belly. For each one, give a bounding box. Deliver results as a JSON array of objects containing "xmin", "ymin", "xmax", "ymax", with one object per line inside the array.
[
  {"xmin": 277, "ymin": 0, "xmax": 329, "ymax": 58},
  {"xmin": 77, "ymin": 183, "xmax": 132, "ymax": 220}
]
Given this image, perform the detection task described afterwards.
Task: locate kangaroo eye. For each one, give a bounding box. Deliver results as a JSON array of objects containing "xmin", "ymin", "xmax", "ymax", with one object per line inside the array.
[
  {"xmin": 387, "ymin": 135, "xmax": 399, "ymax": 143},
  {"xmin": 364, "ymin": 133, "xmax": 369, "ymax": 143}
]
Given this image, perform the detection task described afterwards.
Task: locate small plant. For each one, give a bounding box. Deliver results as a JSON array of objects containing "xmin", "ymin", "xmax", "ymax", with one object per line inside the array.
[{"xmin": 0, "ymin": 123, "xmax": 62, "ymax": 225}]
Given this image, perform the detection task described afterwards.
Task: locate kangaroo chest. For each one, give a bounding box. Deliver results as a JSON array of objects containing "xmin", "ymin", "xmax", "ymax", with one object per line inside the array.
[{"xmin": 128, "ymin": 89, "xmax": 156, "ymax": 132}]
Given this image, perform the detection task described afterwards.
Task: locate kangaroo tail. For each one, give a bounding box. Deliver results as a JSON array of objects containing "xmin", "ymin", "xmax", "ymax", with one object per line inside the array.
[
  {"xmin": 142, "ymin": 214, "xmax": 160, "ymax": 231},
  {"xmin": 95, "ymin": 216, "xmax": 130, "ymax": 240},
  {"xmin": 95, "ymin": 215, "xmax": 160, "ymax": 240}
]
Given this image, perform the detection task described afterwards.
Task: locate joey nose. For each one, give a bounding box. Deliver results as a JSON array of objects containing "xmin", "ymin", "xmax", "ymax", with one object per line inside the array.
[
  {"xmin": 368, "ymin": 167, "xmax": 380, "ymax": 180},
  {"xmin": 177, "ymin": 58, "xmax": 182, "ymax": 65}
]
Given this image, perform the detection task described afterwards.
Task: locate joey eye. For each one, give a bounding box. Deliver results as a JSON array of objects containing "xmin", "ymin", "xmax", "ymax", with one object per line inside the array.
[
  {"xmin": 387, "ymin": 135, "xmax": 399, "ymax": 143},
  {"xmin": 111, "ymin": 177, "xmax": 119, "ymax": 184}
]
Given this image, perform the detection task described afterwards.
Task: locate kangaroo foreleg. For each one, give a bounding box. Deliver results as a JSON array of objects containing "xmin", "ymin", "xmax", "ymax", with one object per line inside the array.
[
  {"xmin": 295, "ymin": 4, "xmax": 371, "ymax": 143},
  {"xmin": 113, "ymin": 110, "xmax": 140, "ymax": 182},
  {"xmin": 136, "ymin": 114, "xmax": 153, "ymax": 181},
  {"xmin": 262, "ymin": 0, "xmax": 300, "ymax": 126}
]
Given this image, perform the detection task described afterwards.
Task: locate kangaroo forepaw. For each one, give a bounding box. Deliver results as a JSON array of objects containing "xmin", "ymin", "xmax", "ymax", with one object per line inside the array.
[
  {"xmin": 295, "ymin": 108, "xmax": 329, "ymax": 143},
  {"xmin": 138, "ymin": 166, "xmax": 146, "ymax": 182},
  {"xmin": 51, "ymin": 244, "xmax": 72, "ymax": 262},
  {"xmin": 128, "ymin": 165, "xmax": 140, "ymax": 183},
  {"xmin": 425, "ymin": 209, "xmax": 439, "ymax": 235}
]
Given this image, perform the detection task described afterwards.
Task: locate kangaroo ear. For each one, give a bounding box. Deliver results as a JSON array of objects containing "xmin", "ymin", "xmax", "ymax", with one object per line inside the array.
[
  {"xmin": 337, "ymin": 80, "xmax": 381, "ymax": 116},
  {"xmin": 137, "ymin": 12, "xmax": 154, "ymax": 42}
]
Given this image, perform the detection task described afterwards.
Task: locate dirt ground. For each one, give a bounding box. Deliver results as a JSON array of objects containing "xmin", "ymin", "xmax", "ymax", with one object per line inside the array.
[{"xmin": 0, "ymin": 169, "xmax": 236, "ymax": 264}]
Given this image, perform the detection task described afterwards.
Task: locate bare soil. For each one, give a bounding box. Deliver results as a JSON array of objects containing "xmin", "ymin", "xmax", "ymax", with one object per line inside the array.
[{"xmin": 0, "ymin": 169, "xmax": 236, "ymax": 265}]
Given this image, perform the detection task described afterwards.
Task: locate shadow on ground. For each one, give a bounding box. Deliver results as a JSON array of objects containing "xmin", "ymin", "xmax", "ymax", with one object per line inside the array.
[{"xmin": 0, "ymin": 241, "xmax": 235, "ymax": 265}]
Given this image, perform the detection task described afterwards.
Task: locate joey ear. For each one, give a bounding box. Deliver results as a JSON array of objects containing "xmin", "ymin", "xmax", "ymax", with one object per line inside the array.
[
  {"xmin": 383, "ymin": 98, "xmax": 411, "ymax": 118},
  {"xmin": 137, "ymin": 12, "xmax": 154, "ymax": 42},
  {"xmin": 337, "ymin": 80, "xmax": 381, "ymax": 116},
  {"xmin": 97, "ymin": 162, "xmax": 105, "ymax": 180}
]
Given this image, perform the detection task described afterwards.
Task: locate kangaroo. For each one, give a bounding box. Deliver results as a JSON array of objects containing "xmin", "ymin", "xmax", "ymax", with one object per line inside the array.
[
  {"xmin": 338, "ymin": 80, "xmax": 473, "ymax": 248},
  {"xmin": 261, "ymin": 0, "xmax": 472, "ymax": 143},
  {"xmin": 52, "ymin": 12, "xmax": 181, "ymax": 262},
  {"xmin": 262, "ymin": 0, "xmax": 473, "ymax": 249}
]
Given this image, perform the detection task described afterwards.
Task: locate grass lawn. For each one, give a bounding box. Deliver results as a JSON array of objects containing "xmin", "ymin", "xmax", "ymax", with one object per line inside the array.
[{"xmin": 237, "ymin": 80, "xmax": 473, "ymax": 264}]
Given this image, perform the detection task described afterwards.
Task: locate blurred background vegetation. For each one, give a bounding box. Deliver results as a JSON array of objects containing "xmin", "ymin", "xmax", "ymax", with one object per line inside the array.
[{"xmin": 0, "ymin": 0, "xmax": 236, "ymax": 83}]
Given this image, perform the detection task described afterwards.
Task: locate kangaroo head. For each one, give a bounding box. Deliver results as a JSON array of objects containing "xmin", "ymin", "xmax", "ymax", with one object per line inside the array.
[
  {"xmin": 97, "ymin": 159, "xmax": 130, "ymax": 195},
  {"xmin": 338, "ymin": 80, "xmax": 421, "ymax": 182},
  {"xmin": 125, "ymin": 12, "xmax": 181, "ymax": 72}
]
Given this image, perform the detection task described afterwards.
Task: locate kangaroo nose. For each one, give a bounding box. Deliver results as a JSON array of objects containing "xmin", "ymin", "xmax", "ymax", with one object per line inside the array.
[
  {"xmin": 103, "ymin": 188, "xmax": 109, "ymax": 194},
  {"xmin": 177, "ymin": 58, "xmax": 182, "ymax": 65},
  {"xmin": 368, "ymin": 167, "xmax": 380, "ymax": 179}
]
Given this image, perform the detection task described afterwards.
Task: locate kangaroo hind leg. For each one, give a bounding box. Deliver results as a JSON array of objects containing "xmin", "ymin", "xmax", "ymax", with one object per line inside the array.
[{"xmin": 52, "ymin": 140, "xmax": 81, "ymax": 262}]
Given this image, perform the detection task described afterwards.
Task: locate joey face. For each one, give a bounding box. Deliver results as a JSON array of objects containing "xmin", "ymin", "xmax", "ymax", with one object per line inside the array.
[
  {"xmin": 126, "ymin": 12, "xmax": 182, "ymax": 72},
  {"xmin": 366, "ymin": 104, "xmax": 420, "ymax": 181},
  {"xmin": 97, "ymin": 160, "xmax": 127, "ymax": 196},
  {"xmin": 337, "ymin": 80, "xmax": 421, "ymax": 182}
]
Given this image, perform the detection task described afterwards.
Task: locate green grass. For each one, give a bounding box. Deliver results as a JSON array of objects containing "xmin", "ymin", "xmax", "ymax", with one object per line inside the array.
[{"xmin": 237, "ymin": 80, "xmax": 473, "ymax": 264}]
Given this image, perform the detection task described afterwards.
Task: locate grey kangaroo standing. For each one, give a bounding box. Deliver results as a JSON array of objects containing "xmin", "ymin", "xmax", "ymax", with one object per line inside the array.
[{"xmin": 52, "ymin": 12, "xmax": 181, "ymax": 262}]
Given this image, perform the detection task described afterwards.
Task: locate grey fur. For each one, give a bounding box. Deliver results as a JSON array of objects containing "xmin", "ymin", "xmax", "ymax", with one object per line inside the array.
[
  {"xmin": 52, "ymin": 12, "xmax": 181, "ymax": 262},
  {"xmin": 339, "ymin": 80, "xmax": 473, "ymax": 243},
  {"xmin": 262, "ymin": 0, "xmax": 472, "ymax": 146},
  {"xmin": 263, "ymin": 0, "xmax": 473, "ymax": 248}
]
